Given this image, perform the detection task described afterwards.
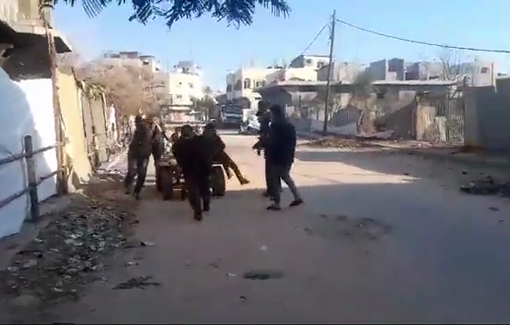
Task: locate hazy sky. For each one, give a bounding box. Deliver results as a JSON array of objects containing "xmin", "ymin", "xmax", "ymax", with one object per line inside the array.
[{"xmin": 53, "ymin": 0, "xmax": 510, "ymax": 90}]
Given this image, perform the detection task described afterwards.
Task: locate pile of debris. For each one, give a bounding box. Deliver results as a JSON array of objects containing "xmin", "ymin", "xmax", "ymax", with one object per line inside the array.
[
  {"xmin": 0, "ymin": 195, "xmax": 136, "ymax": 305},
  {"xmin": 460, "ymin": 176, "xmax": 510, "ymax": 197},
  {"xmin": 304, "ymin": 137, "xmax": 374, "ymax": 149}
]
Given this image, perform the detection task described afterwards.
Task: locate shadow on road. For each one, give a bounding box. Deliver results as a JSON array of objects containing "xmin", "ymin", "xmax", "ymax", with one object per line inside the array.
[{"xmin": 40, "ymin": 175, "xmax": 510, "ymax": 324}]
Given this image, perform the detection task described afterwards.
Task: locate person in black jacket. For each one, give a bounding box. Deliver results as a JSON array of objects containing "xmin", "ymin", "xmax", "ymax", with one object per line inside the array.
[
  {"xmin": 252, "ymin": 101, "xmax": 281, "ymax": 199},
  {"xmin": 172, "ymin": 125, "xmax": 215, "ymax": 221},
  {"xmin": 265, "ymin": 105, "xmax": 303, "ymax": 210},
  {"xmin": 124, "ymin": 114, "xmax": 153, "ymax": 199},
  {"xmin": 147, "ymin": 116, "xmax": 170, "ymax": 192},
  {"xmin": 203, "ymin": 123, "xmax": 249, "ymax": 185}
]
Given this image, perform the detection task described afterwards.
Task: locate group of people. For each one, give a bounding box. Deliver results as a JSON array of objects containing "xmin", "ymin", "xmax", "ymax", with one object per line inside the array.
[
  {"xmin": 253, "ymin": 101, "xmax": 303, "ymax": 211},
  {"xmin": 123, "ymin": 102, "xmax": 303, "ymax": 220},
  {"xmin": 123, "ymin": 115, "xmax": 250, "ymax": 221}
]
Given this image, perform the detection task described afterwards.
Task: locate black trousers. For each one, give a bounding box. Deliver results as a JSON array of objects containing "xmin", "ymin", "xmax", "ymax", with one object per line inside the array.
[
  {"xmin": 124, "ymin": 155, "xmax": 149, "ymax": 194},
  {"xmin": 185, "ymin": 174, "xmax": 211, "ymax": 215},
  {"xmin": 265, "ymin": 158, "xmax": 281, "ymax": 197},
  {"xmin": 152, "ymin": 142, "xmax": 164, "ymax": 191}
]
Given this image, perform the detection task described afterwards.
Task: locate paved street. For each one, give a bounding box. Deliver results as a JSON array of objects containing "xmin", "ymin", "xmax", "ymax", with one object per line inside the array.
[{"xmin": 52, "ymin": 131, "xmax": 510, "ymax": 323}]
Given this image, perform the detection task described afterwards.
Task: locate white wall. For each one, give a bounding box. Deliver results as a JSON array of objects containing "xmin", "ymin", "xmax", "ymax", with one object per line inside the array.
[
  {"xmin": 168, "ymin": 72, "xmax": 204, "ymax": 106},
  {"xmin": 0, "ymin": 69, "xmax": 57, "ymax": 239}
]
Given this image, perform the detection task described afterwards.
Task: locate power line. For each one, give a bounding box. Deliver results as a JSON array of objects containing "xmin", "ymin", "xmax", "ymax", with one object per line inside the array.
[
  {"xmin": 336, "ymin": 18, "xmax": 510, "ymax": 54},
  {"xmin": 298, "ymin": 23, "xmax": 329, "ymax": 57}
]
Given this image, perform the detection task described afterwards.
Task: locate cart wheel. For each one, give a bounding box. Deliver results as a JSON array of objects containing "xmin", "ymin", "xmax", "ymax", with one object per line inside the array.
[
  {"xmin": 180, "ymin": 188, "xmax": 187, "ymax": 201},
  {"xmin": 211, "ymin": 165, "xmax": 226, "ymax": 196},
  {"xmin": 160, "ymin": 167, "xmax": 174, "ymax": 200}
]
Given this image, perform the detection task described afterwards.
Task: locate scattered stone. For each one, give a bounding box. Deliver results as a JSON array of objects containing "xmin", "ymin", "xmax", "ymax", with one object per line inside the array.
[
  {"xmin": 0, "ymin": 194, "xmax": 137, "ymax": 305},
  {"xmin": 125, "ymin": 261, "xmax": 138, "ymax": 267},
  {"xmin": 113, "ymin": 276, "xmax": 161, "ymax": 290},
  {"xmin": 460, "ymin": 177, "xmax": 510, "ymax": 197},
  {"xmin": 489, "ymin": 207, "xmax": 500, "ymax": 212},
  {"xmin": 303, "ymin": 137, "xmax": 374, "ymax": 149},
  {"xmin": 227, "ymin": 273, "xmax": 237, "ymax": 278},
  {"xmin": 242, "ymin": 270, "xmax": 284, "ymax": 280},
  {"xmin": 141, "ymin": 241, "xmax": 155, "ymax": 247}
]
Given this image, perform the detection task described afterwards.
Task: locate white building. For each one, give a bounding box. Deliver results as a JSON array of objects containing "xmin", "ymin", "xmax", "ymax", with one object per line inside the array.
[
  {"xmin": 226, "ymin": 55, "xmax": 326, "ymax": 107},
  {"xmin": 168, "ymin": 61, "xmax": 204, "ymax": 107}
]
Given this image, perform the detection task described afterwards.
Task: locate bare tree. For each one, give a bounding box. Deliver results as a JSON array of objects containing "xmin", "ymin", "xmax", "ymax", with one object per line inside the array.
[
  {"xmin": 437, "ymin": 47, "xmax": 464, "ymax": 81},
  {"xmin": 348, "ymin": 70, "xmax": 375, "ymax": 133},
  {"xmin": 75, "ymin": 62, "xmax": 145, "ymax": 116}
]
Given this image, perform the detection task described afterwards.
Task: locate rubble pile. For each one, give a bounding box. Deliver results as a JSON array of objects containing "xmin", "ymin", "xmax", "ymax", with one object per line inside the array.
[
  {"xmin": 460, "ymin": 176, "xmax": 510, "ymax": 197},
  {"xmin": 304, "ymin": 137, "xmax": 374, "ymax": 149},
  {"xmin": 0, "ymin": 196, "xmax": 136, "ymax": 304}
]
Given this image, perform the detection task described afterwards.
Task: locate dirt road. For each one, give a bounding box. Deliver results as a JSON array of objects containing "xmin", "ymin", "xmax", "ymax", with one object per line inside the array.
[{"xmin": 50, "ymin": 132, "xmax": 510, "ymax": 323}]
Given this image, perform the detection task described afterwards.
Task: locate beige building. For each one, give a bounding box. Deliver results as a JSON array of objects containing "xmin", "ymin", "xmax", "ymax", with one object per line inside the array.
[
  {"xmin": 168, "ymin": 61, "xmax": 204, "ymax": 107},
  {"xmin": 226, "ymin": 63, "xmax": 321, "ymax": 107}
]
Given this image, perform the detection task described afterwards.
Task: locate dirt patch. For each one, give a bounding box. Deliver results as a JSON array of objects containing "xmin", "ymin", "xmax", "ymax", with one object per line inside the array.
[
  {"xmin": 306, "ymin": 214, "xmax": 392, "ymax": 242},
  {"xmin": 302, "ymin": 137, "xmax": 375, "ymax": 149},
  {"xmin": 0, "ymin": 174, "xmax": 139, "ymax": 323}
]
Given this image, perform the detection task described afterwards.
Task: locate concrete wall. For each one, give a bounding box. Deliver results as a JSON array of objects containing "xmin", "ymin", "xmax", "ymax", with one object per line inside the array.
[
  {"xmin": 317, "ymin": 62, "xmax": 365, "ymax": 82},
  {"xmin": 388, "ymin": 58, "xmax": 405, "ymax": 81},
  {"xmin": 0, "ymin": 68, "xmax": 57, "ymax": 239},
  {"xmin": 369, "ymin": 60, "xmax": 387, "ymax": 80},
  {"xmin": 464, "ymin": 86, "xmax": 510, "ymax": 151},
  {"xmin": 56, "ymin": 70, "xmax": 93, "ymax": 190}
]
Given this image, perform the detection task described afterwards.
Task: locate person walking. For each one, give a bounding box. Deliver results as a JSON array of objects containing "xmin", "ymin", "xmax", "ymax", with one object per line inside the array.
[
  {"xmin": 172, "ymin": 125, "xmax": 215, "ymax": 221},
  {"xmin": 265, "ymin": 105, "xmax": 303, "ymax": 210},
  {"xmin": 252, "ymin": 101, "xmax": 281, "ymax": 199},
  {"xmin": 124, "ymin": 115, "xmax": 153, "ymax": 200}
]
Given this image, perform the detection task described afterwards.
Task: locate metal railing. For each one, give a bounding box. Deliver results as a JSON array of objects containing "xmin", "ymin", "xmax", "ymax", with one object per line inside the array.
[{"xmin": 0, "ymin": 135, "xmax": 60, "ymax": 222}]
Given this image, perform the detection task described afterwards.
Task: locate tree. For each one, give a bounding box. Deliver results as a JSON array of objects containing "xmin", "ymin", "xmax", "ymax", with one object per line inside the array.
[
  {"xmin": 52, "ymin": 0, "xmax": 290, "ymax": 28},
  {"xmin": 192, "ymin": 95, "xmax": 217, "ymax": 121},
  {"xmin": 348, "ymin": 70, "xmax": 375, "ymax": 133},
  {"xmin": 437, "ymin": 48, "xmax": 464, "ymax": 81},
  {"xmin": 75, "ymin": 61, "xmax": 145, "ymax": 116}
]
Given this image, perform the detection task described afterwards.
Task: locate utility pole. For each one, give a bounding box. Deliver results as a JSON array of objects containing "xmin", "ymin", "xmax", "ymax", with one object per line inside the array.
[{"xmin": 323, "ymin": 10, "xmax": 336, "ymax": 135}]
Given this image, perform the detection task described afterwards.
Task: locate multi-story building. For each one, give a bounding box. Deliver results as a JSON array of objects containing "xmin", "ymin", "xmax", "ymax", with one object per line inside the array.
[
  {"xmin": 290, "ymin": 54, "xmax": 330, "ymax": 70},
  {"xmin": 226, "ymin": 55, "xmax": 328, "ymax": 107},
  {"xmin": 405, "ymin": 60, "xmax": 496, "ymax": 86},
  {"xmin": 367, "ymin": 58, "xmax": 405, "ymax": 81},
  {"xmin": 317, "ymin": 61, "xmax": 366, "ymax": 82},
  {"xmin": 168, "ymin": 61, "xmax": 204, "ymax": 107}
]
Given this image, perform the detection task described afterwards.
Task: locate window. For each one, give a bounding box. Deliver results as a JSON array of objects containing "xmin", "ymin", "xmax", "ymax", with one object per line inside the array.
[
  {"xmin": 305, "ymin": 58, "xmax": 313, "ymax": 66},
  {"xmin": 243, "ymin": 78, "xmax": 252, "ymax": 89},
  {"xmin": 317, "ymin": 61, "xmax": 325, "ymax": 69},
  {"xmin": 176, "ymin": 94, "xmax": 183, "ymax": 99},
  {"xmin": 480, "ymin": 67, "xmax": 490, "ymax": 74},
  {"xmin": 188, "ymin": 82, "xmax": 194, "ymax": 88},
  {"xmin": 376, "ymin": 92, "xmax": 386, "ymax": 99},
  {"xmin": 255, "ymin": 80, "xmax": 266, "ymax": 88},
  {"xmin": 226, "ymin": 84, "xmax": 233, "ymax": 92}
]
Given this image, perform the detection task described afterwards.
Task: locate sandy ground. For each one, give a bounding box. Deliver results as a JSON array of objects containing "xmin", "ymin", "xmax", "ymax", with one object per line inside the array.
[{"xmin": 46, "ymin": 131, "xmax": 510, "ymax": 324}]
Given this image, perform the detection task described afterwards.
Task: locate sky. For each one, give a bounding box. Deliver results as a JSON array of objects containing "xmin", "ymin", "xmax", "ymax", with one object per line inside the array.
[{"xmin": 53, "ymin": 0, "xmax": 510, "ymax": 91}]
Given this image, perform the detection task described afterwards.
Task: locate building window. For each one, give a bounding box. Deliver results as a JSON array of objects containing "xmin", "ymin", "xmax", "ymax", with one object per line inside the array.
[
  {"xmin": 226, "ymin": 84, "xmax": 233, "ymax": 92},
  {"xmin": 480, "ymin": 67, "xmax": 490, "ymax": 74},
  {"xmin": 176, "ymin": 94, "xmax": 183, "ymax": 99},
  {"xmin": 317, "ymin": 61, "xmax": 325, "ymax": 69},
  {"xmin": 255, "ymin": 80, "xmax": 266, "ymax": 88},
  {"xmin": 305, "ymin": 58, "xmax": 313, "ymax": 66},
  {"xmin": 243, "ymin": 78, "xmax": 252, "ymax": 89},
  {"xmin": 177, "ymin": 81, "xmax": 182, "ymax": 87},
  {"xmin": 189, "ymin": 82, "xmax": 194, "ymax": 88}
]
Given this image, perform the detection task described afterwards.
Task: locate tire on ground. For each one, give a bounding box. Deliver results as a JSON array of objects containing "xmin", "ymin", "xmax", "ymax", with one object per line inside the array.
[
  {"xmin": 160, "ymin": 166, "xmax": 174, "ymax": 200},
  {"xmin": 210, "ymin": 165, "xmax": 226, "ymax": 196}
]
